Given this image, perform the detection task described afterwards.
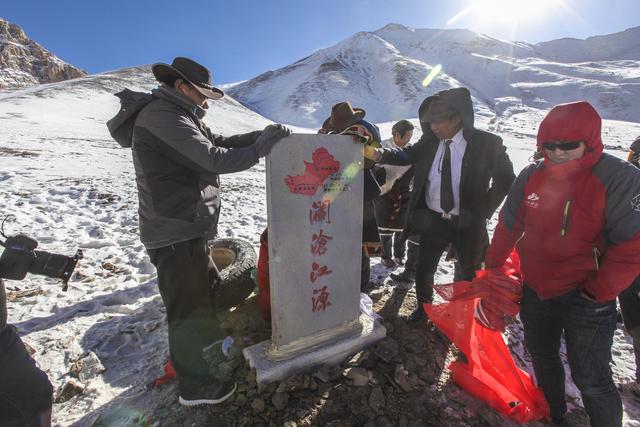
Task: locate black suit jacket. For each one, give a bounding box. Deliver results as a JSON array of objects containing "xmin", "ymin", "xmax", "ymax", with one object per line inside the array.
[{"xmin": 380, "ymin": 88, "xmax": 515, "ymax": 237}]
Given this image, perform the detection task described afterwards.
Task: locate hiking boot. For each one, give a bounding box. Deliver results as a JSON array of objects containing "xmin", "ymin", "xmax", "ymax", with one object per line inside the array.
[
  {"xmin": 178, "ymin": 380, "xmax": 237, "ymax": 407},
  {"xmin": 393, "ymin": 257, "xmax": 404, "ymax": 266},
  {"xmin": 381, "ymin": 258, "xmax": 396, "ymax": 268},
  {"xmin": 390, "ymin": 271, "xmax": 415, "ymax": 283},
  {"xmin": 406, "ymin": 307, "xmax": 427, "ymax": 323}
]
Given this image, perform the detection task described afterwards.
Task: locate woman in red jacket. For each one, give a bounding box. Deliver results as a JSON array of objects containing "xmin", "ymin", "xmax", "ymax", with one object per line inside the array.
[{"xmin": 485, "ymin": 101, "xmax": 640, "ymax": 426}]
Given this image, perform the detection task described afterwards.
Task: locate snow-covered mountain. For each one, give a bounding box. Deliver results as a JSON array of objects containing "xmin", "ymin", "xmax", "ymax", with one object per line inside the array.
[
  {"xmin": 0, "ymin": 17, "xmax": 86, "ymax": 90},
  {"xmin": 226, "ymin": 23, "xmax": 640, "ymax": 128}
]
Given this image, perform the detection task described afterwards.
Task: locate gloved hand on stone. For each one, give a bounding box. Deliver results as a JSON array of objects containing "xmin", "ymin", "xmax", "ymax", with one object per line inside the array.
[
  {"xmin": 254, "ymin": 124, "xmax": 292, "ymax": 157},
  {"xmin": 364, "ymin": 145, "xmax": 382, "ymax": 162}
]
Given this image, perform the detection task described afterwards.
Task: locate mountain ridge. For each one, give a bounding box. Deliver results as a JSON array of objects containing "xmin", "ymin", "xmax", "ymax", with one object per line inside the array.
[{"xmin": 227, "ymin": 23, "xmax": 640, "ymax": 127}]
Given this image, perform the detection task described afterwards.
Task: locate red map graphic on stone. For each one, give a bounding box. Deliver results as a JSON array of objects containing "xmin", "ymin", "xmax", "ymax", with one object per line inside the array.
[{"xmin": 285, "ymin": 147, "xmax": 341, "ymax": 195}]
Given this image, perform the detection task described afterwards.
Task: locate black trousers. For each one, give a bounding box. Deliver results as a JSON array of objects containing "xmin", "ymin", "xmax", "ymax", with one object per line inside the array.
[
  {"xmin": 0, "ymin": 325, "xmax": 52, "ymax": 425},
  {"xmin": 380, "ymin": 231, "xmax": 406, "ymax": 261},
  {"xmin": 414, "ymin": 210, "xmax": 485, "ymax": 303},
  {"xmin": 148, "ymin": 238, "xmax": 223, "ymax": 387},
  {"xmin": 361, "ymin": 253, "xmax": 370, "ymax": 289},
  {"xmin": 619, "ymin": 275, "xmax": 640, "ymax": 382}
]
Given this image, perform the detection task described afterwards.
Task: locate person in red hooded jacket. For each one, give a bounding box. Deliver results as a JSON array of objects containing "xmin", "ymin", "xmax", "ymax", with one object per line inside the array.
[{"xmin": 485, "ymin": 101, "xmax": 640, "ymax": 426}]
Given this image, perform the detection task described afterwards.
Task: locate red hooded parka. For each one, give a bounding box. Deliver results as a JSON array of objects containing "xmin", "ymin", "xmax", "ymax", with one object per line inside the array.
[{"xmin": 485, "ymin": 101, "xmax": 640, "ymax": 302}]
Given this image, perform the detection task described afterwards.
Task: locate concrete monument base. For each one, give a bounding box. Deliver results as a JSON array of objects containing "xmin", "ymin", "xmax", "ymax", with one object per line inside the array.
[{"xmin": 243, "ymin": 314, "xmax": 386, "ymax": 384}]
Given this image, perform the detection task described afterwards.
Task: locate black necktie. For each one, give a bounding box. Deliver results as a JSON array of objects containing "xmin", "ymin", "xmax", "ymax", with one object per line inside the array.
[{"xmin": 440, "ymin": 139, "xmax": 454, "ymax": 214}]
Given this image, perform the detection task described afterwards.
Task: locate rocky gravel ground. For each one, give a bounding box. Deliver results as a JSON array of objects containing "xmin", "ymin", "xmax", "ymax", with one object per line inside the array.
[{"xmin": 126, "ymin": 281, "xmax": 590, "ymax": 427}]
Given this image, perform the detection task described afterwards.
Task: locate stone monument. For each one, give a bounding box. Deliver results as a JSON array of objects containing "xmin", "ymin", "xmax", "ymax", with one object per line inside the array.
[{"xmin": 243, "ymin": 134, "xmax": 386, "ymax": 383}]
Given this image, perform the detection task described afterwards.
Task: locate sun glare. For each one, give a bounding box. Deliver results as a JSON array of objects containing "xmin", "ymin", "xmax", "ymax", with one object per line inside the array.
[
  {"xmin": 448, "ymin": 0, "xmax": 563, "ymax": 26},
  {"xmin": 422, "ymin": 64, "xmax": 442, "ymax": 87}
]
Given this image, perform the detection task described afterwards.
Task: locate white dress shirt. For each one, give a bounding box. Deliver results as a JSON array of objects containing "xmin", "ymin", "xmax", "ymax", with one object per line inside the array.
[{"xmin": 425, "ymin": 129, "xmax": 467, "ymax": 215}]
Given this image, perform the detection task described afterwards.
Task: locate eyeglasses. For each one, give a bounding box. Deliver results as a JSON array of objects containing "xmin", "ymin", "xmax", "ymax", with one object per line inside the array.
[{"xmin": 541, "ymin": 141, "xmax": 583, "ymax": 151}]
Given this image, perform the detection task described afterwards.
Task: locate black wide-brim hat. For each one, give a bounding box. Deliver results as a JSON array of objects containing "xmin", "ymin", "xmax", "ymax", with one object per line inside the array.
[{"xmin": 152, "ymin": 57, "xmax": 224, "ymax": 100}]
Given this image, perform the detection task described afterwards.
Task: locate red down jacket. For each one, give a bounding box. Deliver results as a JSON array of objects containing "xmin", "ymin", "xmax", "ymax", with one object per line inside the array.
[{"xmin": 486, "ymin": 101, "xmax": 640, "ymax": 302}]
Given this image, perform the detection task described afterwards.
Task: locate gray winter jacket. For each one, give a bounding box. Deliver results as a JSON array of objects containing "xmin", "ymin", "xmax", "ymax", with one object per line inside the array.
[{"xmin": 132, "ymin": 85, "xmax": 261, "ymax": 249}]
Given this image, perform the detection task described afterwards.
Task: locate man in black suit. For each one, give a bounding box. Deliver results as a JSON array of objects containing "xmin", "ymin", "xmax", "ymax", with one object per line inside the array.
[{"xmin": 368, "ymin": 87, "xmax": 515, "ymax": 322}]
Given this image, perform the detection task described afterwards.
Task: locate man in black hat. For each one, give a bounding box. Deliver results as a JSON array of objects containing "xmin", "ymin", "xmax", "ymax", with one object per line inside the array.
[
  {"xmin": 367, "ymin": 87, "xmax": 515, "ymax": 322},
  {"xmin": 321, "ymin": 102, "xmax": 383, "ymax": 290},
  {"xmin": 132, "ymin": 57, "xmax": 290, "ymax": 406}
]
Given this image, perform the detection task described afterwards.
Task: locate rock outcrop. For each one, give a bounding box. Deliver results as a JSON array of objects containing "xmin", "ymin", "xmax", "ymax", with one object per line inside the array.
[{"xmin": 0, "ymin": 17, "xmax": 86, "ymax": 90}]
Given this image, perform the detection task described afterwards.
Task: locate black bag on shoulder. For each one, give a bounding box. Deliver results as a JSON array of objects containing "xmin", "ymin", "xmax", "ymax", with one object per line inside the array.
[{"xmin": 106, "ymin": 89, "xmax": 153, "ymax": 148}]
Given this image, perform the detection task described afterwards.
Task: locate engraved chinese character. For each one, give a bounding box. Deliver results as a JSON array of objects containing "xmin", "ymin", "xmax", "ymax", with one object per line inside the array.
[
  {"xmin": 312, "ymin": 286, "xmax": 331, "ymax": 312},
  {"xmin": 310, "ymin": 262, "xmax": 332, "ymax": 283},
  {"xmin": 309, "ymin": 200, "xmax": 331, "ymax": 225},
  {"xmin": 310, "ymin": 229, "xmax": 333, "ymax": 256}
]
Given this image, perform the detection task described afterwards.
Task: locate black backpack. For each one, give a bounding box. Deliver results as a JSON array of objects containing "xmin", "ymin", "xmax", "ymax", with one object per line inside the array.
[{"xmin": 106, "ymin": 89, "xmax": 153, "ymax": 148}]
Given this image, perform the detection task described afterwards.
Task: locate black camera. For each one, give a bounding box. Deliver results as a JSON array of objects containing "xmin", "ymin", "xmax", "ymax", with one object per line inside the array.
[{"xmin": 0, "ymin": 233, "xmax": 83, "ymax": 291}]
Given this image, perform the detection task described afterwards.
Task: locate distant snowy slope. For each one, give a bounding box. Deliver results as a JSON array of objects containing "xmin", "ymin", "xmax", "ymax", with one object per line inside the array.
[
  {"xmin": 227, "ymin": 23, "xmax": 640, "ymax": 127},
  {"xmin": 0, "ymin": 65, "xmax": 275, "ymax": 144},
  {"xmin": 535, "ymin": 26, "xmax": 640, "ymax": 62}
]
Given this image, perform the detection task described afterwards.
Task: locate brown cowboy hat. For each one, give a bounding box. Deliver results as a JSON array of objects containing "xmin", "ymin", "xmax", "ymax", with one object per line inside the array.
[
  {"xmin": 152, "ymin": 57, "xmax": 224, "ymax": 100},
  {"xmin": 327, "ymin": 102, "xmax": 366, "ymax": 132},
  {"xmin": 422, "ymin": 98, "xmax": 458, "ymax": 123}
]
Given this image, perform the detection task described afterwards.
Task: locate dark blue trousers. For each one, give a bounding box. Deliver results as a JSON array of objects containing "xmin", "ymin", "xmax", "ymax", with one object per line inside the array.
[{"xmin": 520, "ymin": 285, "xmax": 621, "ymax": 426}]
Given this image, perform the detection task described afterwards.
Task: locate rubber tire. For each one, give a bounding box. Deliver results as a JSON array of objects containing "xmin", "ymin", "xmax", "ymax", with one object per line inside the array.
[{"xmin": 209, "ymin": 238, "xmax": 257, "ymax": 310}]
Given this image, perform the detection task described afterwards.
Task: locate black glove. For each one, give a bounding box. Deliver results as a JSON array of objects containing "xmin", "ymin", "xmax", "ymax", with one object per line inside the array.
[{"xmin": 255, "ymin": 124, "xmax": 292, "ymax": 157}]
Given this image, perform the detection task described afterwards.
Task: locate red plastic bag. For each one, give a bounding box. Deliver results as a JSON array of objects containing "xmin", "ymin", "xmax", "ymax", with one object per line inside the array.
[
  {"xmin": 256, "ymin": 228, "xmax": 271, "ymax": 321},
  {"xmin": 424, "ymin": 251, "xmax": 550, "ymax": 423},
  {"xmin": 154, "ymin": 359, "xmax": 176, "ymax": 386}
]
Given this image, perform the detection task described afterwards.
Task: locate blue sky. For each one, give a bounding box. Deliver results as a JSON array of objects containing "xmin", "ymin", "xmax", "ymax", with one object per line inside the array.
[{"xmin": 2, "ymin": 0, "xmax": 638, "ymax": 84}]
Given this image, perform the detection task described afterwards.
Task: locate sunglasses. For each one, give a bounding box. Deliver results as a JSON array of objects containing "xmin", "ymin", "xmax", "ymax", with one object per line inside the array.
[{"xmin": 541, "ymin": 141, "xmax": 583, "ymax": 151}]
